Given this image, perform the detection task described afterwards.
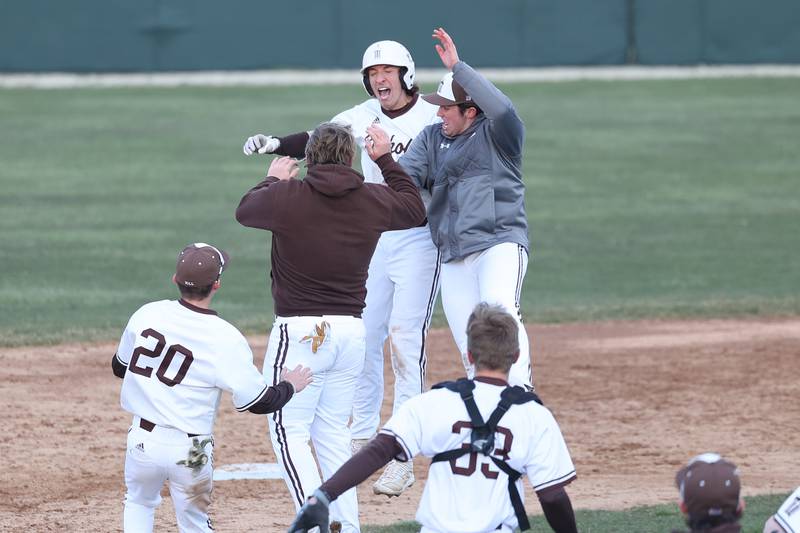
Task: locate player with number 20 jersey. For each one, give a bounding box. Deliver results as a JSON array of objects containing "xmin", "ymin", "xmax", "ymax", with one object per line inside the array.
[{"xmin": 114, "ymin": 243, "xmax": 312, "ymax": 533}]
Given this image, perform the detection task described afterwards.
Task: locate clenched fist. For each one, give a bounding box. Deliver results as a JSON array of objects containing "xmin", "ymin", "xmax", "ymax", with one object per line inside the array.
[{"xmin": 243, "ymin": 134, "xmax": 281, "ymax": 155}]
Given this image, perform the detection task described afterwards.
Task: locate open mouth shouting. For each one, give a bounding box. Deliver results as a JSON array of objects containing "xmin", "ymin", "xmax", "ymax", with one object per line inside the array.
[{"xmin": 376, "ymin": 87, "xmax": 392, "ymax": 101}]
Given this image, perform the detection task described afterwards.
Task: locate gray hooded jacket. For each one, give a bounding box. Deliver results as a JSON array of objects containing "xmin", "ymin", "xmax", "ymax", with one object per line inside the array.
[{"xmin": 399, "ymin": 61, "xmax": 528, "ymax": 263}]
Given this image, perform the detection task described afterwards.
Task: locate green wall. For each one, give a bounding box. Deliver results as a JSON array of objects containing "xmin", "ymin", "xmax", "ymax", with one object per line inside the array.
[
  {"xmin": 635, "ymin": 0, "xmax": 800, "ymax": 64},
  {"xmin": 1, "ymin": 0, "xmax": 798, "ymax": 72}
]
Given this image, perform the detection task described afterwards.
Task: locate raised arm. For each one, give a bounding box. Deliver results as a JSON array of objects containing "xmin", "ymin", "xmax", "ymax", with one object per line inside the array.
[
  {"xmin": 432, "ymin": 27, "xmax": 524, "ymax": 157},
  {"xmin": 243, "ymin": 129, "xmax": 311, "ymax": 158},
  {"xmin": 367, "ymin": 124, "xmax": 426, "ymax": 229},
  {"xmin": 243, "ymin": 104, "xmax": 368, "ymax": 158},
  {"xmin": 235, "ymin": 156, "xmax": 299, "ymax": 230}
]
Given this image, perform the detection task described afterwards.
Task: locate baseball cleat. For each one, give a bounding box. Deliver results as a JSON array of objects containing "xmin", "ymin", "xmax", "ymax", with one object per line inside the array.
[{"xmin": 373, "ymin": 459, "xmax": 414, "ymax": 497}]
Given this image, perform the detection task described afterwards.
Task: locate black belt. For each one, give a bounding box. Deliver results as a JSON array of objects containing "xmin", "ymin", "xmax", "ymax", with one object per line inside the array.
[{"xmin": 139, "ymin": 417, "xmax": 200, "ymax": 438}]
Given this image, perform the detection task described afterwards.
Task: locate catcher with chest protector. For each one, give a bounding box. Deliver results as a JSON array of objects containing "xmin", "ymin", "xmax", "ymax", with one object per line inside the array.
[{"xmin": 288, "ymin": 303, "xmax": 578, "ymax": 533}]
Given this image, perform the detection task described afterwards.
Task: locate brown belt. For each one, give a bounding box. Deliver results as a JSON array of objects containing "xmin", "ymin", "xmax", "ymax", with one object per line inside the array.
[{"xmin": 139, "ymin": 417, "xmax": 200, "ymax": 438}]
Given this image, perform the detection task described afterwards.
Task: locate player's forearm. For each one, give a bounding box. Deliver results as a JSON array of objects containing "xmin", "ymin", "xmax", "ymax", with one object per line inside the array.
[
  {"xmin": 453, "ymin": 61, "xmax": 524, "ymax": 156},
  {"xmin": 537, "ymin": 486, "xmax": 578, "ymax": 533},
  {"xmin": 452, "ymin": 61, "xmax": 514, "ymax": 119},
  {"xmin": 375, "ymin": 154, "xmax": 426, "ymax": 229},
  {"xmin": 235, "ymin": 177, "xmax": 281, "ymax": 229},
  {"xmin": 274, "ymin": 131, "xmax": 310, "ymax": 158},
  {"xmin": 111, "ymin": 353, "xmax": 126, "ymax": 378},
  {"xmin": 246, "ymin": 381, "xmax": 295, "ymax": 414},
  {"xmin": 319, "ymin": 433, "xmax": 401, "ymax": 501}
]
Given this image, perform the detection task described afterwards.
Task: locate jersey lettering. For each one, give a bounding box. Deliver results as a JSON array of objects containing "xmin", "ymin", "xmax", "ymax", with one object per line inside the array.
[
  {"xmin": 129, "ymin": 328, "xmax": 194, "ymax": 387},
  {"xmin": 129, "ymin": 328, "xmax": 166, "ymax": 378},
  {"xmin": 448, "ymin": 421, "xmax": 514, "ymax": 479},
  {"xmin": 389, "ymin": 135, "xmax": 410, "ymax": 155},
  {"xmin": 156, "ymin": 344, "xmax": 194, "ymax": 387}
]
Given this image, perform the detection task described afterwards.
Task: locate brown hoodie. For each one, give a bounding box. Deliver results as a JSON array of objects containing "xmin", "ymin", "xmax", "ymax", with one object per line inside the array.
[{"xmin": 236, "ymin": 153, "xmax": 426, "ymax": 317}]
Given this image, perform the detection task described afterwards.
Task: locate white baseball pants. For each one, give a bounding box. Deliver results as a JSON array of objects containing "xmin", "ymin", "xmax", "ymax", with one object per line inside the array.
[
  {"xmin": 123, "ymin": 418, "xmax": 214, "ymax": 533},
  {"xmin": 264, "ymin": 315, "xmax": 365, "ymax": 533},
  {"xmin": 440, "ymin": 242, "xmax": 532, "ymax": 388},
  {"xmin": 351, "ymin": 226, "xmax": 441, "ymax": 440}
]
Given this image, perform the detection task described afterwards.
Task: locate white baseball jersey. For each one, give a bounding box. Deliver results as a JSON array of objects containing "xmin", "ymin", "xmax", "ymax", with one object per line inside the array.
[
  {"xmin": 334, "ymin": 94, "xmax": 442, "ymax": 442},
  {"xmin": 116, "ymin": 299, "xmax": 269, "ymax": 435},
  {"xmin": 776, "ymin": 487, "xmax": 800, "ymax": 533},
  {"xmin": 380, "ymin": 378, "xmax": 576, "ymax": 533},
  {"xmin": 330, "ymin": 96, "xmax": 439, "ymax": 183}
]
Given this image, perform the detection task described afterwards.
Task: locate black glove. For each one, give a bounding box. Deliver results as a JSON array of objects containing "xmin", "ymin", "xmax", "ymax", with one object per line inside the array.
[{"xmin": 287, "ymin": 489, "xmax": 331, "ymax": 533}]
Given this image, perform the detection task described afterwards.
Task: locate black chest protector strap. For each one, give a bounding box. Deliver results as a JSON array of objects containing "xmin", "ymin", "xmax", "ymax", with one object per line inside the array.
[{"xmin": 430, "ymin": 378, "xmax": 542, "ymax": 531}]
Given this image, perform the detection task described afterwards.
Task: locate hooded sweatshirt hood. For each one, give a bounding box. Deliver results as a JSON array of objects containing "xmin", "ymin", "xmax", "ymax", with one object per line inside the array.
[{"xmin": 304, "ymin": 163, "xmax": 364, "ymax": 197}]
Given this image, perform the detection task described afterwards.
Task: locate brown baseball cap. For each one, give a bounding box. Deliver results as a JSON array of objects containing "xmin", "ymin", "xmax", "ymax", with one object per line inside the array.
[
  {"xmin": 676, "ymin": 453, "xmax": 741, "ymax": 520},
  {"xmin": 175, "ymin": 243, "xmax": 229, "ymax": 287},
  {"xmin": 422, "ymin": 72, "xmax": 473, "ymax": 106}
]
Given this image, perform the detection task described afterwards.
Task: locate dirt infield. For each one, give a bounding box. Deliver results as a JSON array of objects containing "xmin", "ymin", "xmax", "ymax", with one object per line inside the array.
[{"xmin": 2, "ymin": 318, "xmax": 799, "ymax": 531}]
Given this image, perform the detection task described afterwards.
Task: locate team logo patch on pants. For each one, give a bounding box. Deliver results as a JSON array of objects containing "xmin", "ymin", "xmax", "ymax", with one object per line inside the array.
[{"xmin": 300, "ymin": 321, "xmax": 330, "ymax": 353}]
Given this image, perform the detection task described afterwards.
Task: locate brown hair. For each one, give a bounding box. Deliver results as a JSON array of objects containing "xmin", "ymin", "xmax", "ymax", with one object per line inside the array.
[
  {"xmin": 178, "ymin": 283, "xmax": 214, "ymax": 300},
  {"xmin": 305, "ymin": 122, "xmax": 356, "ymax": 166},
  {"xmin": 458, "ymin": 102, "xmax": 483, "ymax": 115},
  {"xmin": 466, "ymin": 303, "xmax": 519, "ymax": 373}
]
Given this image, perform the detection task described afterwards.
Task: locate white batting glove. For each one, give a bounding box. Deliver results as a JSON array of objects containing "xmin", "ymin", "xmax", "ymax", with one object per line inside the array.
[{"xmin": 243, "ymin": 134, "xmax": 281, "ymax": 155}]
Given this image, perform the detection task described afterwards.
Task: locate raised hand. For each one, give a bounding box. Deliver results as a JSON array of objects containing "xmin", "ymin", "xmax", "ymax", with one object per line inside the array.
[
  {"xmin": 267, "ymin": 156, "xmax": 300, "ymax": 181},
  {"xmin": 365, "ymin": 123, "xmax": 391, "ymax": 161},
  {"xmin": 433, "ymin": 27, "xmax": 459, "ymax": 71}
]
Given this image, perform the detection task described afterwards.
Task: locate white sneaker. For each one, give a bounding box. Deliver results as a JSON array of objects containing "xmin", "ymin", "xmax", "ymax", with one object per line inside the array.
[
  {"xmin": 372, "ymin": 459, "xmax": 414, "ymax": 497},
  {"xmin": 350, "ymin": 438, "xmax": 369, "ymax": 456}
]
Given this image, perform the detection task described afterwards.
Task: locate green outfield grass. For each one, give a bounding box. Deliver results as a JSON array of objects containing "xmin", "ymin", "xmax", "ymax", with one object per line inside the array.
[
  {"xmin": 360, "ymin": 491, "xmax": 789, "ymax": 532},
  {"xmin": 1, "ymin": 78, "xmax": 799, "ymax": 345}
]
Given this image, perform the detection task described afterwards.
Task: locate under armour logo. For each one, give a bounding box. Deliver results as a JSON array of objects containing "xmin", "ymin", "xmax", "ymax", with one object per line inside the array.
[{"xmin": 439, "ymin": 141, "xmax": 451, "ymax": 150}]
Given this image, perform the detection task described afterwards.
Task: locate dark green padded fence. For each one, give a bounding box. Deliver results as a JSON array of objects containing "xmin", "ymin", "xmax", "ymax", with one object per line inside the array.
[
  {"xmin": 634, "ymin": 0, "xmax": 800, "ymax": 64},
  {"xmin": 1, "ymin": 0, "xmax": 797, "ymax": 72}
]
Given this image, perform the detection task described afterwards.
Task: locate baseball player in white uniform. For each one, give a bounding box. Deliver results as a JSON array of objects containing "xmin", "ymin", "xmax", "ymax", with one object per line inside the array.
[
  {"xmin": 113, "ymin": 243, "xmax": 312, "ymax": 533},
  {"xmin": 765, "ymin": 487, "xmax": 800, "ymax": 533},
  {"xmin": 243, "ymin": 40, "xmax": 440, "ymax": 496},
  {"xmin": 288, "ymin": 303, "xmax": 578, "ymax": 533}
]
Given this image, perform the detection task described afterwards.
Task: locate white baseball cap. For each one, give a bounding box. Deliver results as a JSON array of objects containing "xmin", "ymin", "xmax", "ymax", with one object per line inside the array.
[{"xmin": 422, "ymin": 72, "xmax": 473, "ymax": 106}]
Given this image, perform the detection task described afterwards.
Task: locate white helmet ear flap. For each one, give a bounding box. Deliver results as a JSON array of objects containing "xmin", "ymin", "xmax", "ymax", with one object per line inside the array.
[
  {"xmin": 361, "ymin": 40, "xmax": 415, "ymax": 95},
  {"xmin": 399, "ymin": 66, "xmax": 414, "ymax": 92},
  {"xmin": 362, "ymin": 73, "xmax": 374, "ymax": 96}
]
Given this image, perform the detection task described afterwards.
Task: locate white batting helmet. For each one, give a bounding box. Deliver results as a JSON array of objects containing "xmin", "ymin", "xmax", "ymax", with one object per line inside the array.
[{"xmin": 360, "ymin": 40, "xmax": 415, "ymax": 96}]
